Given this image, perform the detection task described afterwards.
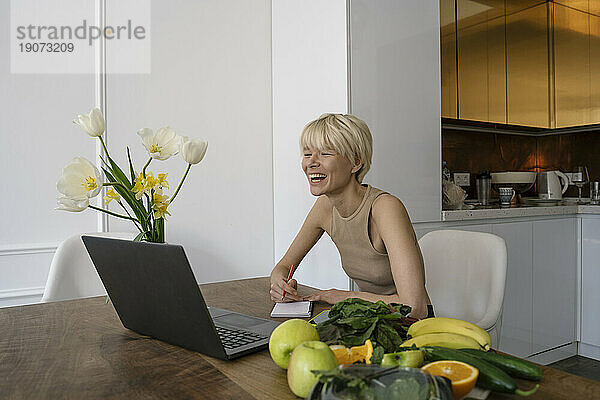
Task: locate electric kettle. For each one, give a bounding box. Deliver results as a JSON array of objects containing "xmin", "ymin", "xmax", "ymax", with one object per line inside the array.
[{"xmin": 538, "ymin": 171, "xmax": 569, "ymax": 200}]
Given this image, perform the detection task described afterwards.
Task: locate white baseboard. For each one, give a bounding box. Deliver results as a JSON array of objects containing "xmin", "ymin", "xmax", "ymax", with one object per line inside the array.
[
  {"xmin": 578, "ymin": 342, "xmax": 600, "ymax": 361},
  {"xmin": 525, "ymin": 342, "xmax": 577, "ymax": 365},
  {"xmin": 0, "ymin": 243, "xmax": 57, "ymax": 256},
  {"xmin": 0, "ymin": 287, "xmax": 44, "ymax": 308}
]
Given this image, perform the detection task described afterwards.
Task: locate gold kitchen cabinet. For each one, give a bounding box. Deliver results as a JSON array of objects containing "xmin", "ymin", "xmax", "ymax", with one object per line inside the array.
[
  {"xmin": 441, "ymin": 0, "xmax": 457, "ymax": 118},
  {"xmin": 441, "ymin": 0, "xmax": 600, "ymax": 127},
  {"xmin": 554, "ymin": 0, "xmax": 589, "ymax": 13},
  {"xmin": 506, "ymin": 3, "xmax": 550, "ymax": 127},
  {"xmin": 458, "ymin": 12, "xmax": 506, "ymax": 123},
  {"xmin": 554, "ymin": 3, "xmax": 591, "ymax": 127},
  {"xmin": 505, "ymin": 0, "xmax": 547, "ymax": 15}
]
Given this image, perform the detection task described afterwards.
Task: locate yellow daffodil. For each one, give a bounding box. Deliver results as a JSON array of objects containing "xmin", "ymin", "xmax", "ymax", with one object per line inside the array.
[
  {"xmin": 104, "ymin": 188, "xmax": 121, "ymax": 204},
  {"xmin": 144, "ymin": 173, "xmax": 159, "ymax": 195},
  {"xmin": 132, "ymin": 173, "xmax": 145, "ymax": 200},
  {"xmin": 157, "ymin": 173, "xmax": 169, "ymax": 190},
  {"xmin": 137, "ymin": 127, "xmax": 183, "ymax": 160},
  {"xmin": 152, "ymin": 193, "xmax": 171, "ymax": 220},
  {"xmin": 57, "ymin": 157, "xmax": 103, "ymax": 199}
]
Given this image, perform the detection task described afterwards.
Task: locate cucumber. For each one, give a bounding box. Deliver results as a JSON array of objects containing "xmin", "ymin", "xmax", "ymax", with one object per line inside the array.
[
  {"xmin": 459, "ymin": 349, "xmax": 543, "ymax": 381},
  {"xmin": 422, "ymin": 346, "xmax": 539, "ymax": 396}
]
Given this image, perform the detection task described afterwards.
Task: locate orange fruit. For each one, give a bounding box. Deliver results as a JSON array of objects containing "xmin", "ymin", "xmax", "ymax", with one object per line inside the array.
[
  {"xmin": 422, "ymin": 360, "xmax": 479, "ymax": 399},
  {"xmin": 329, "ymin": 339, "xmax": 374, "ymax": 365}
]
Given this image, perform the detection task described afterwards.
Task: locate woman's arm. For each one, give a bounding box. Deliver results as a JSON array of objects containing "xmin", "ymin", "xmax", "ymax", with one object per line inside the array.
[
  {"xmin": 270, "ymin": 196, "xmax": 329, "ymax": 302},
  {"xmin": 370, "ymin": 194, "xmax": 429, "ymax": 318}
]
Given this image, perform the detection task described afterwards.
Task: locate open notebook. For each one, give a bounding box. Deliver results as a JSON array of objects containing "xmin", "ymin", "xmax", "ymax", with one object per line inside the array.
[{"xmin": 270, "ymin": 301, "xmax": 313, "ymax": 318}]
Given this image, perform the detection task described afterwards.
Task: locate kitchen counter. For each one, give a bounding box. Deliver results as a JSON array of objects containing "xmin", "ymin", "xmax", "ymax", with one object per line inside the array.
[{"xmin": 443, "ymin": 201, "xmax": 600, "ymax": 221}]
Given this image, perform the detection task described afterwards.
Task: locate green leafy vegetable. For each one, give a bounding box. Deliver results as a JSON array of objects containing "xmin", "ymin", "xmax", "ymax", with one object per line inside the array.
[
  {"xmin": 375, "ymin": 323, "xmax": 403, "ymax": 353},
  {"xmin": 316, "ymin": 298, "xmax": 415, "ymax": 354},
  {"xmin": 370, "ymin": 346, "xmax": 385, "ymax": 365}
]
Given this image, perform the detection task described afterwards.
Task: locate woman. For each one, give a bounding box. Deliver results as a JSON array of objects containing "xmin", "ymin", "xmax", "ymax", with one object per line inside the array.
[{"xmin": 269, "ymin": 114, "xmax": 433, "ymax": 319}]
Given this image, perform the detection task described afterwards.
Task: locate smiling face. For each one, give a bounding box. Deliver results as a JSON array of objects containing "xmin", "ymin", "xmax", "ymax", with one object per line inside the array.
[
  {"xmin": 302, "ymin": 147, "xmax": 361, "ymax": 196},
  {"xmin": 299, "ymin": 114, "xmax": 373, "ymax": 188}
]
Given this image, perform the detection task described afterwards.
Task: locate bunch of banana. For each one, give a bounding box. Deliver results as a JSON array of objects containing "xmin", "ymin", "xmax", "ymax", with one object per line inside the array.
[{"xmin": 405, "ymin": 317, "xmax": 491, "ymax": 351}]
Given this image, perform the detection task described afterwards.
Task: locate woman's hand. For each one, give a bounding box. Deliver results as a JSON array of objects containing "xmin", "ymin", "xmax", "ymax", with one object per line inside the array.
[
  {"xmin": 305, "ymin": 289, "xmax": 350, "ymax": 305},
  {"xmin": 270, "ymin": 277, "xmax": 303, "ymax": 303}
]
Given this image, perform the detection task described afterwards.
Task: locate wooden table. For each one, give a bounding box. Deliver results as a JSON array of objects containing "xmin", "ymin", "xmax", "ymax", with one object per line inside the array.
[{"xmin": 1, "ymin": 277, "xmax": 599, "ymax": 399}]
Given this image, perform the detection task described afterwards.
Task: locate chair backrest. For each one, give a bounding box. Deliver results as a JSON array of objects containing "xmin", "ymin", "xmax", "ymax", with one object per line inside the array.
[
  {"xmin": 42, "ymin": 232, "xmax": 135, "ymax": 303},
  {"xmin": 418, "ymin": 230, "xmax": 507, "ymax": 331}
]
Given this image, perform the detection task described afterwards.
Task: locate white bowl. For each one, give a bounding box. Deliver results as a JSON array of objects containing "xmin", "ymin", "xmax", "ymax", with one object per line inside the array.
[{"xmin": 491, "ymin": 171, "xmax": 536, "ymax": 184}]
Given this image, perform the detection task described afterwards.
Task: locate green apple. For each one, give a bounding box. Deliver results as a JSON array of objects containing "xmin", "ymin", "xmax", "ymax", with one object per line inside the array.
[
  {"xmin": 269, "ymin": 319, "xmax": 319, "ymax": 369},
  {"xmin": 287, "ymin": 341, "xmax": 338, "ymax": 398},
  {"xmin": 380, "ymin": 349, "xmax": 425, "ymax": 368}
]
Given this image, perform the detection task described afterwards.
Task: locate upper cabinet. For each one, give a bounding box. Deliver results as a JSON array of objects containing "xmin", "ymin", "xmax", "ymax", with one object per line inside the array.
[
  {"xmin": 554, "ymin": 3, "xmax": 591, "ymax": 127},
  {"xmin": 441, "ymin": 0, "xmax": 600, "ymax": 128},
  {"xmin": 457, "ymin": 0, "xmax": 506, "ymax": 123},
  {"xmin": 506, "ymin": 3, "xmax": 550, "ymax": 127},
  {"xmin": 440, "ymin": 0, "xmax": 457, "ymax": 119}
]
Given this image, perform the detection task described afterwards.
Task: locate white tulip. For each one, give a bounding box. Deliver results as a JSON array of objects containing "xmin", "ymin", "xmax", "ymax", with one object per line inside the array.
[
  {"xmin": 57, "ymin": 157, "xmax": 103, "ymax": 199},
  {"xmin": 56, "ymin": 195, "xmax": 89, "ymax": 212},
  {"xmin": 181, "ymin": 138, "xmax": 208, "ymax": 165},
  {"xmin": 73, "ymin": 108, "xmax": 105, "ymax": 137},
  {"xmin": 137, "ymin": 126, "xmax": 183, "ymax": 160}
]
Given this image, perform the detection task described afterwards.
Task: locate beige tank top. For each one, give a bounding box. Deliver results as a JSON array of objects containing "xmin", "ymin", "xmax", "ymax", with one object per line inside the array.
[{"xmin": 329, "ymin": 185, "xmax": 397, "ymax": 295}]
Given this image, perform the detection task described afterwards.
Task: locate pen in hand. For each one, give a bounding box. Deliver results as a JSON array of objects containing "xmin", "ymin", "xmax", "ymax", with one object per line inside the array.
[{"xmin": 281, "ymin": 264, "xmax": 296, "ymax": 300}]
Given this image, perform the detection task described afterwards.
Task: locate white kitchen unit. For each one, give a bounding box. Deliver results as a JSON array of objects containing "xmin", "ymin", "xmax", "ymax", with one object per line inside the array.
[
  {"xmin": 492, "ymin": 222, "xmax": 533, "ymax": 358},
  {"xmin": 273, "ymin": 1, "xmax": 441, "ymax": 290},
  {"xmin": 419, "ymin": 209, "xmax": 588, "ymax": 364},
  {"xmin": 532, "ymin": 219, "xmax": 577, "ymax": 354},
  {"xmin": 580, "ymin": 215, "xmax": 600, "ymax": 360}
]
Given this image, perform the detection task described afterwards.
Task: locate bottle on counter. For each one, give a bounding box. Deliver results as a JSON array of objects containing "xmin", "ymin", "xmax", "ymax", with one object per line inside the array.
[{"xmin": 476, "ymin": 171, "xmax": 492, "ymax": 206}]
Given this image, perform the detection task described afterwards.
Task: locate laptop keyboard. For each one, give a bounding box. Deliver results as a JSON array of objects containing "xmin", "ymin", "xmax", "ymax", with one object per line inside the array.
[{"xmin": 215, "ymin": 326, "xmax": 268, "ymax": 350}]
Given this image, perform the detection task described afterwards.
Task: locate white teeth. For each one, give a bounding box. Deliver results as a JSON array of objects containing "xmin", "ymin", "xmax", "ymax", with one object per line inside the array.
[{"xmin": 309, "ymin": 173, "xmax": 327, "ymax": 178}]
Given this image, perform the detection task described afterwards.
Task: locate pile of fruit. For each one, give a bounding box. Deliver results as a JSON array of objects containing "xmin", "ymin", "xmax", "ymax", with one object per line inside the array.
[{"xmin": 268, "ymin": 299, "xmax": 542, "ymax": 399}]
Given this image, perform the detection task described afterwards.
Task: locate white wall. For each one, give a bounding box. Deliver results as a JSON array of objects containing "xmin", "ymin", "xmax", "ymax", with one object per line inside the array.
[
  {"xmin": 272, "ymin": 0, "xmax": 350, "ymax": 290},
  {"xmin": 0, "ymin": 0, "xmax": 98, "ymax": 307},
  {"xmin": 1, "ymin": 0, "xmax": 273, "ymax": 307},
  {"xmin": 350, "ymin": 0, "xmax": 442, "ymax": 223},
  {"xmin": 104, "ymin": 0, "xmax": 274, "ymax": 284}
]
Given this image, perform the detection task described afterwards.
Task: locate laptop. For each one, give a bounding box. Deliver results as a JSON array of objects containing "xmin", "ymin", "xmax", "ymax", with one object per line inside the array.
[{"xmin": 81, "ymin": 235, "xmax": 280, "ymax": 360}]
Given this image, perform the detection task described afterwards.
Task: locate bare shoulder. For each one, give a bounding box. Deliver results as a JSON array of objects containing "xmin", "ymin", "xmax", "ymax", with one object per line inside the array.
[
  {"xmin": 371, "ymin": 194, "xmax": 417, "ymax": 246},
  {"xmin": 372, "ymin": 193, "xmax": 408, "ymax": 214},
  {"xmin": 308, "ymin": 195, "xmax": 334, "ymax": 231},
  {"xmin": 371, "ymin": 194, "xmax": 411, "ymax": 225}
]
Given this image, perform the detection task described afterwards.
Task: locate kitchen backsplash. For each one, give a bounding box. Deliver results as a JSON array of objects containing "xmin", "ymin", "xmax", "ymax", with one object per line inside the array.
[{"xmin": 442, "ymin": 127, "xmax": 600, "ymax": 199}]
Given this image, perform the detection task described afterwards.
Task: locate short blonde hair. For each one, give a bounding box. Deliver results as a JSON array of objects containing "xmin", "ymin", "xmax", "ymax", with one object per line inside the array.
[{"xmin": 299, "ymin": 113, "xmax": 373, "ymax": 183}]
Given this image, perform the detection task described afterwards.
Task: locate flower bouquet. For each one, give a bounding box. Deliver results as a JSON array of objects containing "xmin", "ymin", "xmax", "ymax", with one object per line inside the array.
[{"xmin": 56, "ymin": 108, "xmax": 207, "ymax": 243}]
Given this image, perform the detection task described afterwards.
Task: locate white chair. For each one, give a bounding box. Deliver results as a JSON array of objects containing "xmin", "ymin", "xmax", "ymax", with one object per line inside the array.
[
  {"xmin": 42, "ymin": 232, "xmax": 135, "ymax": 302},
  {"xmin": 418, "ymin": 230, "xmax": 507, "ymax": 348}
]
